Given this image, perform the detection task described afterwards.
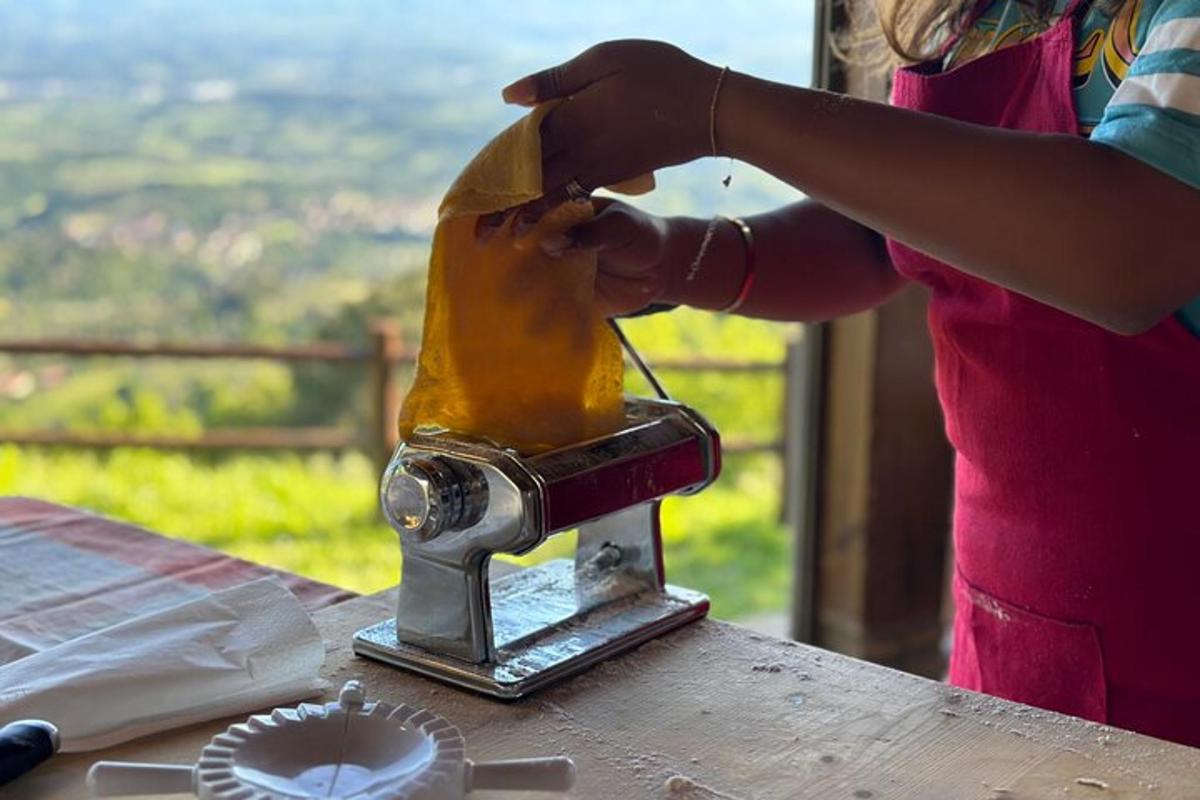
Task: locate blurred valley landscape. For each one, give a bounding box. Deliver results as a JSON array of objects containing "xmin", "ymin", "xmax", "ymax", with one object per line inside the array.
[{"xmin": 0, "ymin": 0, "xmax": 812, "ymax": 619}]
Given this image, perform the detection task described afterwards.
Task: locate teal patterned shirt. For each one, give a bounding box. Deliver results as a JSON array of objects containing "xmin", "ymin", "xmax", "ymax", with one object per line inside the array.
[{"xmin": 949, "ymin": 0, "xmax": 1200, "ymax": 334}]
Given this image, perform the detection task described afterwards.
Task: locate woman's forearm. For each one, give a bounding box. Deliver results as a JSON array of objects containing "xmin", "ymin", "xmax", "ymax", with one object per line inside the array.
[
  {"xmin": 660, "ymin": 200, "xmax": 906, "ymax": 321},
  {"xmin": 717, "ymin": 72, "xmax": 1200, "ymax": 333}
]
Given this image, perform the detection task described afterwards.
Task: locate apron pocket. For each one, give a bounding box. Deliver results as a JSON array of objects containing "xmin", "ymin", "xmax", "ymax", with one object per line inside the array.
[{"xmin": 952, "ymin": 569, "xmax": 1107, "ymax": 723}]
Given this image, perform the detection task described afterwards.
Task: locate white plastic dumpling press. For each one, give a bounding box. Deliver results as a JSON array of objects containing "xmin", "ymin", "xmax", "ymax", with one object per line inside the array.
[{"xmin": 86, "ymin": 681, "xmax": 575, "ymax": 799}]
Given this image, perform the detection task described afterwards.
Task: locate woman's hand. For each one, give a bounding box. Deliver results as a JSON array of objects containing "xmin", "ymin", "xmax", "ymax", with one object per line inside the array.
[
  {"xmin": 541, "ymin": 198, "xmax": 674, "ymax": 317},
  {"xmin": 502, "ymin": 40, "xmax": 720, "ymax": 222}
]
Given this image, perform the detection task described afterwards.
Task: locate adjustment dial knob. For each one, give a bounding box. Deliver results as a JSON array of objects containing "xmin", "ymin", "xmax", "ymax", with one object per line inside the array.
[{"xmin": 381, "ymin": 456, "xmax": 488, "ymax": 541}]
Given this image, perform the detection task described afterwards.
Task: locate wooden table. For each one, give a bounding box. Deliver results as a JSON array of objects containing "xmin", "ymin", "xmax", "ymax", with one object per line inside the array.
[{"xmin": 10, "ymin": 584, "xmax": 1199, "ymax": 800}]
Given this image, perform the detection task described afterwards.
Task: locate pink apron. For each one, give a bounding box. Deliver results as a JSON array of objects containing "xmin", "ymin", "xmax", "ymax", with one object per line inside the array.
[{"xmin": 888, "ymin": 0, "xmax": 1200, "ymax": 746}]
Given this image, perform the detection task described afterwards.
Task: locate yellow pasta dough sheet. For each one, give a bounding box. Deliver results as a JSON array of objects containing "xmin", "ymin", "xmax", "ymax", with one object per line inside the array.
[{"xmin": 397, "ymin": 105, "xmax": 626, "ymax": 454}]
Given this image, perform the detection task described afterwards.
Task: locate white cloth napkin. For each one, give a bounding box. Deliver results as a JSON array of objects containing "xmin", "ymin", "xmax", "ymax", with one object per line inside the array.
[{"xmin": 0, "ymin": 577, "xmax": 326, "ymax": 752}]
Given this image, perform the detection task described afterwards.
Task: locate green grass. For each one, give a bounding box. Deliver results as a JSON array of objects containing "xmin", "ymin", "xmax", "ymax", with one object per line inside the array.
[
  {"xmin": 0, "ymin": 306, "xmax": 799, "ymax": 623},
  {"xmin": 0, "ymin": 445, "xmax": 788, "ymax": 621},
  {"xmin": 0, "ymin": 0, "xmax": 812, "ymax": 630}
]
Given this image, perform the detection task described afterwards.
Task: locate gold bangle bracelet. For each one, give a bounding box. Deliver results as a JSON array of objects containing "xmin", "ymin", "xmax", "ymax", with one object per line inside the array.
[{"xmin": 717, "ymin": 215, "xmax": 756, "ymax": 314}]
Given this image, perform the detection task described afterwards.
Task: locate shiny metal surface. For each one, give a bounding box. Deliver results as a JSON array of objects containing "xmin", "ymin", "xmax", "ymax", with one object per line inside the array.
[
  {"xmin": 355, "ymin": 397, "xmax": 721, "ymax": 694},
  {"xmin": 382, "ymin": 456, "xmax": 489, "ymax": 541},
  {"xmin": 354, "ymin": 559, "xmax": 709, "ymax": 699}
]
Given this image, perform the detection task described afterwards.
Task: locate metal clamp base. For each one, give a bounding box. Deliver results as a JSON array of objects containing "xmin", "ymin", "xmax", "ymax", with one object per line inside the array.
[{"xmin": 352, "ymin": 558, "xmax": 709, "ymax": 699}]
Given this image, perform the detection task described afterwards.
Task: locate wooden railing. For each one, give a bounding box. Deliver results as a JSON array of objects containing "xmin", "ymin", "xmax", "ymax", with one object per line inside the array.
[{"xmin": 0, "ymin": 321, "xmax": 790, "ymax": 476}]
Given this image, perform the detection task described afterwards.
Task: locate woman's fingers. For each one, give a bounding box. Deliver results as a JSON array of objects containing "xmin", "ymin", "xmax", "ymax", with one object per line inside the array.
[
  {"xmin": 488, "ymin": 41, "xmax": 714, "ymax": 242},
  {"xmin": 567, "ymin": 202, "xmax": 637, "ymax": 252},
  {"xmin": 539, "ymin": 151, "xmax": 576, "ymax": 202},
  {"xmin": 540, "ymin": 198, "xmax": 631, "ymax": 256},
  {"xmin": 475, "ymin": 209, "xmax": 515, "ymax": 243},
  {"xmin": 475, "ymin": 142, "xmax": 580, "ymax": 241},
  {"xmin": 513, "ymin": 193, "xmax": 574, "ymax": 237},
  {"xmin": 501, "ymin": 46, "xmax": 610, "ymax": 106},
  {"xmin": 489, "ymin": 41, "xmax": 712, "ymax": 239},
  {"xmin": 596, "ymin": 271, "xmax": 662, "ymax": 318},
  {"xmin": 476, "ymin": 188, "xmax": 595, "ymax": 243},
  {"xmin": 538, "ymin": 82, "xmax": 606, "ymax": 159},
  {"xmin": 513, "ymin": 185, "xmax": 582, "ymax": 237},
  {"xmin": 473, "ymin": 194, "xmax": 668, "ymax": 318}
]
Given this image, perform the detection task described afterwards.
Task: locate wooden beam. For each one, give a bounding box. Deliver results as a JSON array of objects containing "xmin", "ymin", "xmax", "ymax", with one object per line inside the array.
[
  {"xmin": 806, "ymin": 0, "xmax": 955, "ymax": 677},
  {"xmin": 0, "ymin": 337, "xmax": 374, "ymax": 362},
  {"xmin": 368, "ymin": 320, "xmax": 404, "ymax": 478},
  {"xmin": 0, "ymin": 337, "xmax": 783, "ymax": 372},
  {"xmin": 784, "ymin": 328, "xmax": 824, "ymax": 643},
  {"xmin": 813, "ymin": 289, "xmax": 953, "ymax": 677},
  {"xmin": 0, "ymin": 426, "xmax": 356, "ymax": 450}
]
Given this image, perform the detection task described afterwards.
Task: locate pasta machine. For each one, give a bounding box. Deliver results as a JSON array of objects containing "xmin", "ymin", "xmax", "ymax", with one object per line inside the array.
[{"xmin": 353, "ymin": 333, "xmax": 721, "ymax": 699}]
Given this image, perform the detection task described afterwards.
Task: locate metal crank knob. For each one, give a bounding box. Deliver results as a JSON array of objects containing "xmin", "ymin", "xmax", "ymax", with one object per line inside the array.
[{"xmin": 382, "ymin": 456, "xmax": 488, "ymax": 541}]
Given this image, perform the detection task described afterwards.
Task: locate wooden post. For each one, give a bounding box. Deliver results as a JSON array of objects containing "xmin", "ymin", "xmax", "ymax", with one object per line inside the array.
[
  {"xmin": 367, "ymin": 320, "xmax": 402, "ymax": 479},
  {"xmin": 783, "ymin": 326, "xmax": 825, "ymax": 644},
  {"xmin": 802, "ymin": 0, "xmax": 955, "ymax": 676},
  {"xmin": 812, "ymin": 291, "xmax": 953, "ymax": 677},
  {"xmin": 780, "ymin": 344, "xmax": 793, "ymax": 527}
]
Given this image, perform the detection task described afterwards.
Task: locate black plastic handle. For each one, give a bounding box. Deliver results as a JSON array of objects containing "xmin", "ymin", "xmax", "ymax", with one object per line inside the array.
[{"xmin": 0, "ymin": 720, "xmax": 60, "ymax": 787}]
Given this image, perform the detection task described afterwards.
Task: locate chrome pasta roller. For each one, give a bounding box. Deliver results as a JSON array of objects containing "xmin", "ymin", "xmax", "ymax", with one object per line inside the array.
[{"xmin": 353, "ymin": 323, "xmax": 721, "ymax": 698}]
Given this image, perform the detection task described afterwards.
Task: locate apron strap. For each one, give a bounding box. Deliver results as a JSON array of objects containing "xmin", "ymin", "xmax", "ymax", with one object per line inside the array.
[
  {"xmin": 935, "ymin": 0, "xmax": 1093, "ymax": 63},
  {"xmin": 1067, "ymin": 0, "xmax": 1094, "ymax": 21},
  {"xmin": 936, "ymin": 0, "xmax": 997, "ymax": 60}
]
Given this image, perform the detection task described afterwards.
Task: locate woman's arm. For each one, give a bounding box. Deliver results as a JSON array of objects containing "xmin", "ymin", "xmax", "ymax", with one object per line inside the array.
[
  {"xmin": 505, "ymin": 41, "xmax": 1200, "ymax": 334},
  {"xmin": 657, "ymin": 200, "xmax": 905, "ymax": 321},
  {"xmin": 541, "ymin": 197, "xmax": 903, "ymax": 320},
  {"xmin": 717, "ymin": 73, "xmax": 1200, "ymax": 334}
]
